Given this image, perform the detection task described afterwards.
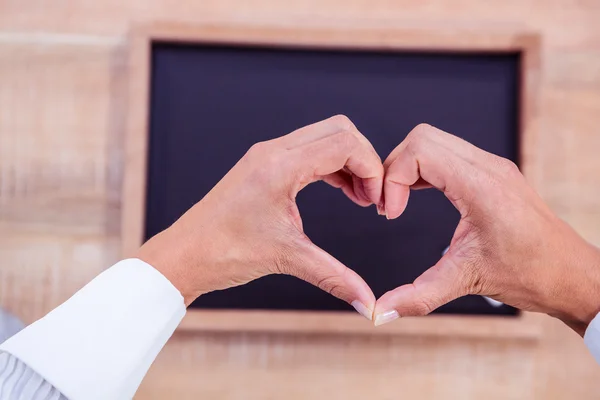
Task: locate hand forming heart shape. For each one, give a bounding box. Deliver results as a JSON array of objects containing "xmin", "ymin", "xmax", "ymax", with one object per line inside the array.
[{"xmin": 139, "ymin": 115, "xmax": 600, "ymax": 334}]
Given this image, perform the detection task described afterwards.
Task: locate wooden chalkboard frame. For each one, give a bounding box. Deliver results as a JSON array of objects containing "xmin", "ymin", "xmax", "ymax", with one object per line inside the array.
[{"xmin": 123, "ymin": 22, "xmax": 542, "ymax": 340}]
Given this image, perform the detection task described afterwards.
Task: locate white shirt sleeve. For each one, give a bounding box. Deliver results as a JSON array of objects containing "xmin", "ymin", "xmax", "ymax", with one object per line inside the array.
[
  {"xmin": 584, "ymin": 312, "xmax": 600, "ymax": 364},
  {"xmin": 0, "ymin": 259, "xmax": 186, "ymax": 400}
]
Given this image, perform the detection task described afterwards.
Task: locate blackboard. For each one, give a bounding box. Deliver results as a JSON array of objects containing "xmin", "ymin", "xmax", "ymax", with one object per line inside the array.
[{"xmin": 145, "ymin": 42, "xmax": 520, "ymax": 316}]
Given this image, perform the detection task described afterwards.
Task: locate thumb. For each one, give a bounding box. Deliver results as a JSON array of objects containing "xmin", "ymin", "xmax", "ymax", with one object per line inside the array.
[
  {"xmin": 373, "ymin": 254, "xmax": 467, "ymax": 326},
  {"xmin": 287, "ymin": 239, "xmax": 376, "ymax": 321}
]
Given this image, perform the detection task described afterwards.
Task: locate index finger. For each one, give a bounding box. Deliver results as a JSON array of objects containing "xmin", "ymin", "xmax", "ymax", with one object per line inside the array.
[
  {"xmin": 287, "ymin": 116, "xmax": 384, "ymax": 205},
  {"xmin": 383, "ymin": 124, "xmax": 483, "ymax": 219}
]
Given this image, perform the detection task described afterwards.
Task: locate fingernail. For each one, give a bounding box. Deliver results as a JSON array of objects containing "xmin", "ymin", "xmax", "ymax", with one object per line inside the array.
[
  {"xmin": 377, "ymin": 202, "xmax": 386, "ymax": 216},
  {"xmin": 351, "ymin": 300, "xmax": 373, "ymax": 321},
  {"xmin": 374, "ymin": 310, "xmax": 400, "ymax": 326}
]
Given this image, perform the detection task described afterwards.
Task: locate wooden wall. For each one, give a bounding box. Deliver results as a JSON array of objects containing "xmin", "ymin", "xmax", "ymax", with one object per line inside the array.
[{"xmin": 1, "ymin": 1, "xmax": 599, "ymax": 398}]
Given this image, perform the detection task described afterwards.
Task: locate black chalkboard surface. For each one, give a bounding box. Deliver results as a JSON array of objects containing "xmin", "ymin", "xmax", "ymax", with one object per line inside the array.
[{"xmin": 146, "ymin": 42, "xmax": 520, "ymax": 316}]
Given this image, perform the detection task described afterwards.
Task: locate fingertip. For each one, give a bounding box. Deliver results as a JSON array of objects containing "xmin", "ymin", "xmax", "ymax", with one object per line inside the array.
[
  {"xmin": 351, "ymin": 300, "xmax": 374, "ymax": 321},
  {"xmin": 373, "ymin": 291, "xmax": 401, "ymax": 326},
  {"xmin": 383, "ymin": 180, "xmax": 409, "ymax": 219},
  {"xmin": 374, "ymin": 310, "xmax": 400, "ymax": 327},
  {"xmin": 374, "ymin": 283, "xmax": 426, "ymax": 319},
  {"xmin": 346, "ymin": 274, "xmax": 377, "ymax": 321},
  {"xmin": 339, "ymin": 183, "xmax": 371, "ymax": 207},
  {"xmin": 376, "ymin": 201, "xmax": 385, "ymax": 216},
  {"xmin": 353, "ymin": 283, "xmax": 376, "ymax": 317},
  {"xmin": 373, "ymin": 289, "xmax": 399, "ymax": 317},
  {"xmin": 362, "ymin": 176, "xmax": 384, "ymax": 206},
  {"xmin": 352, "ymin": 174, "xmax": 372, "ymax": 205}
]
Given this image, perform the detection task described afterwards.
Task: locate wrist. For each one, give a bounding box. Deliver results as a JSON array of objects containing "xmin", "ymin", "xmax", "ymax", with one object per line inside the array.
[
  {"xmin": 136, "ymin": 229, "xmax": 201, "ymax": 307},
  {"xmin": 553, "ymin": 241, "xmax": 600, "ymax": 336}
]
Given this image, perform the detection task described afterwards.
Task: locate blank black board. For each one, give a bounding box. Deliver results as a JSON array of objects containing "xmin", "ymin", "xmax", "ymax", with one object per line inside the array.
[{"xmin": 146, "ymin": 42, "xmax": 520, "ymax": 316}]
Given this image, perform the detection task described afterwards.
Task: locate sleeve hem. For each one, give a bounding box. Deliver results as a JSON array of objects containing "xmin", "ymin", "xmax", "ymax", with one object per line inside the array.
[
  {"xmin": 584, "ymin": 312, "xmax": 600, "ymax": 364},
  {"xmin": 0, "ymin": 259, "xmax": 186, "ymax": 400}
]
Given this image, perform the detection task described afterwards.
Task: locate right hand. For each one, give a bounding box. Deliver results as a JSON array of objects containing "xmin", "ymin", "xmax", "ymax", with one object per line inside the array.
[{"xmin": 374, "ymin": 124, "xmax": 600, "ymax": 335}]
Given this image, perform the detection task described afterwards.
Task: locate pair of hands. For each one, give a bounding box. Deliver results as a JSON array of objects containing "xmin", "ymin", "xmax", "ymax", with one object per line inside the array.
[{"xmin": 138, "ymin": 116, "xmax": 600, "ymax": 335}]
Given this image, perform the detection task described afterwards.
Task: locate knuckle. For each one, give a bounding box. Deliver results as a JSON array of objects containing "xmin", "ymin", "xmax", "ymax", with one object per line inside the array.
[
  {"xmin": 248, "ymin": 141, "xmax": 282, "ymax": 166},
  {"xmin": 413, "ymin": 297, "xmax": 435, "ymax": 316},
  {"xmin": 245, "ymin": 141, "xmax": 288, "ymax": 185},
  {"xmin": 497, "ymin": 157, "xmax": 520, "ymax": 177},
  {"xmin": 405, "ymin": 123, "xmax": 434, "ymax": 150},
  {"xmin": 406, "ymin": 282, "xmax": 436, "ymax": 316},
  {"xmin": 316, "ymin": 275, "xmax": 344, "ymax": 298},
  {"xmin": 264, "ymin": 149, "xmax": 284, "ymax": 168},
  {"xmin": 246, "ymin": 141, "xmax": 269, "ymax": 159},
  {"xmin": 414, "ymin": 122, "xmax": 434, "ymax": 135},
  {"xmin": 405, "ymin": 134, "xmax": 423, "ymax": 157},
  {"xmin": 329, "ymin": 114, "xmax": 355, "ymax": 131},
  {"xmin": 334, "ymin": 128, "xmax": 359, "ymax": 150},
  {"xmin": 410, "ymin": 123, "xmax": 436, "ymax": 142}
]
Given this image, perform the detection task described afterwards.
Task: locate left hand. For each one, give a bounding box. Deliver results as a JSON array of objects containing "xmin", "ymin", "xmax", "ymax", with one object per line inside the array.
[{"xmin": 137, "ymin": 115, "xmax": 383, "ymax": 319}]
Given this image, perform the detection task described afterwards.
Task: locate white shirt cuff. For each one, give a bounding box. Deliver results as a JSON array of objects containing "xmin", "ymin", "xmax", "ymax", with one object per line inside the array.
[
  {"xmin": 584, "ymin": 312, "xmax": 600, "ymax": 364},
  {"xmin": 0, "ymin": 259, "xmax": 186, "ymax": 400}
]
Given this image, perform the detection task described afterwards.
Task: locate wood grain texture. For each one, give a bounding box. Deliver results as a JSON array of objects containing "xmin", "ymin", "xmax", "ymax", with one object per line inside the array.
[
  {"xmin": 121, "ymin": 30, "xmax": 150, "ymax": 259},
  {"xmin": 134, "ymin": 22, "xmax": 540, "ymax": 51},
  {"xmin": 178, "ymin": 310, "xmax": 541, "ymax": 341},
  {"xmin": 0, "ymin": 37, "xmax": 127, "ymax": 237},
  {"xmin": 139, "ymin": 332, "xmax": 538, "ymax": 399},
  {"xmin": 1, "ymin": 1, "xmax": 600, "ymax": 399}
]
